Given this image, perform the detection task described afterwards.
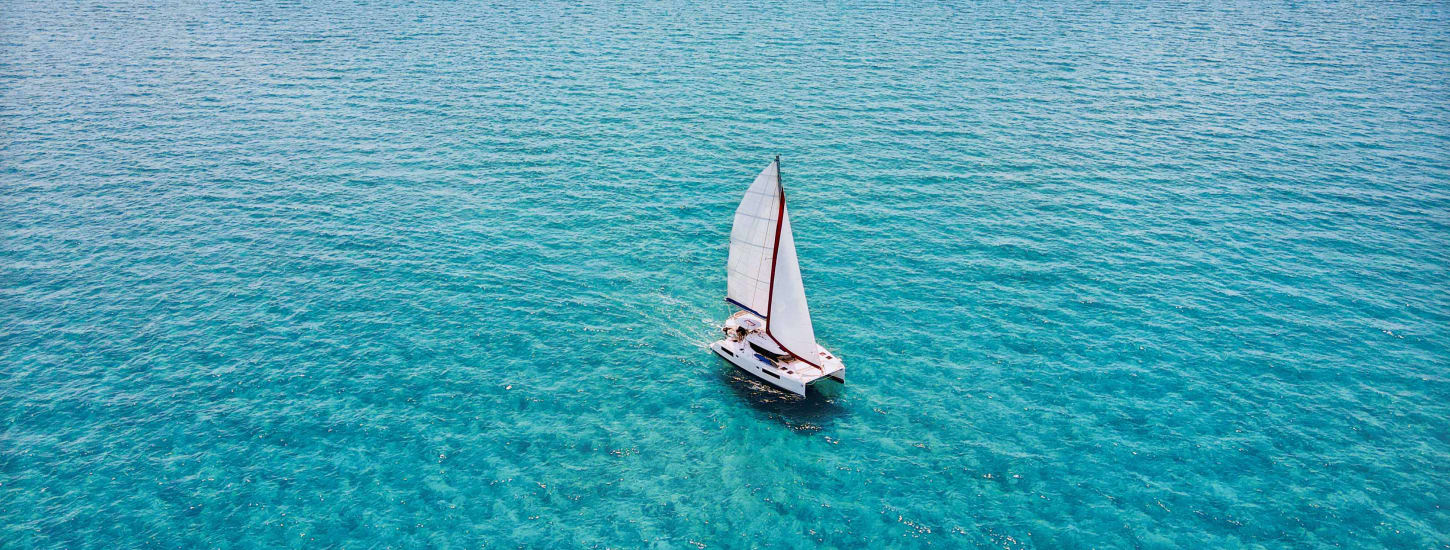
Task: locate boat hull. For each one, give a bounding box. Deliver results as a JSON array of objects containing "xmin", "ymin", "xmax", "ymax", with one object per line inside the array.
[{"xmin": 710, "ymin": 338, "xmax": 842, "ymax": 396}]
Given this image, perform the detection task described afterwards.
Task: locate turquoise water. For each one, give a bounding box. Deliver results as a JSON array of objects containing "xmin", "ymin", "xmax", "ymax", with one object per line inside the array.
[{"xmin": 3, "ymin": 0, "xmax": 1448, "ymax": 547}]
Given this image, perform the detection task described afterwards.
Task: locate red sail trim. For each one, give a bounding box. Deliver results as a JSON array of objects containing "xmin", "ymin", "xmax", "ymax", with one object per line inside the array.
[
  {"xmin": 767, "ymin": 332, "xmax": 822, "ymax": 369},
  {"xmin": 763, "ymin": 159, "xmax": 824, "ymax": 370}
]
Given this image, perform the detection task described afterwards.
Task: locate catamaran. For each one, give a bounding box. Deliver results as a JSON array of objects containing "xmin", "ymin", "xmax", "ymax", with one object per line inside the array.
[{"xmin": 710, "ymin": 157, "xmax": 845, "ymax": 395}]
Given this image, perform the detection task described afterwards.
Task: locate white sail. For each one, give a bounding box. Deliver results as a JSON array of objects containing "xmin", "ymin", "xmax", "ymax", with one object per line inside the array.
[
  {"xmin": 726, "ymin": 160, "xmax": 781, "ymax": 318},
  {"xmin": 766, "ymin": 206, "xmax": 819, "ymax": 366},
  {"xmin": 726, "ymin": 159, "xmax": 820, "ymax": 368}
]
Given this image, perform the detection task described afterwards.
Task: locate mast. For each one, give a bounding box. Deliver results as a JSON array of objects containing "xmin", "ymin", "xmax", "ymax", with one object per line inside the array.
[{"xmin": 765, "ymin": 155, "xmax": 783, "ymax": 322}]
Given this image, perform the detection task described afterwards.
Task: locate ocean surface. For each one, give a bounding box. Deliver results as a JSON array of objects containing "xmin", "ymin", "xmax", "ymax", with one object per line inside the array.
[{"xmin": 3, "ymin": 0, "xmax": 1448, "ymax": 547}]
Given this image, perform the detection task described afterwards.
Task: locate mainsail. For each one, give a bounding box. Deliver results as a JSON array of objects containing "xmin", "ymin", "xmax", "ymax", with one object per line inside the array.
[{"xmin": 726, "ymin": 158, "xmax": 820, "ymax": 368}]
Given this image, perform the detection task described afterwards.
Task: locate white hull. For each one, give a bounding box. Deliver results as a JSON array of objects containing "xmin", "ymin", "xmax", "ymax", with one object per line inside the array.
[{"xmin": 711, "ymin": 312, "xmax": 844, "ymax": 396}]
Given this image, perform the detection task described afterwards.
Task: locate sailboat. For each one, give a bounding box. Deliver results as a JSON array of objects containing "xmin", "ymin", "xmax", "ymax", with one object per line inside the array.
[{"xmin": 710, "ymin": 156, "xmax": 845, "ymax": 395}]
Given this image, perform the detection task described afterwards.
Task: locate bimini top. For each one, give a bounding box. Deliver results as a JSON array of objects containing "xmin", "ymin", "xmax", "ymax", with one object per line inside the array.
[{"xmin": 736, "ymin": 315, "xmax": 763, "ymax": 332}]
